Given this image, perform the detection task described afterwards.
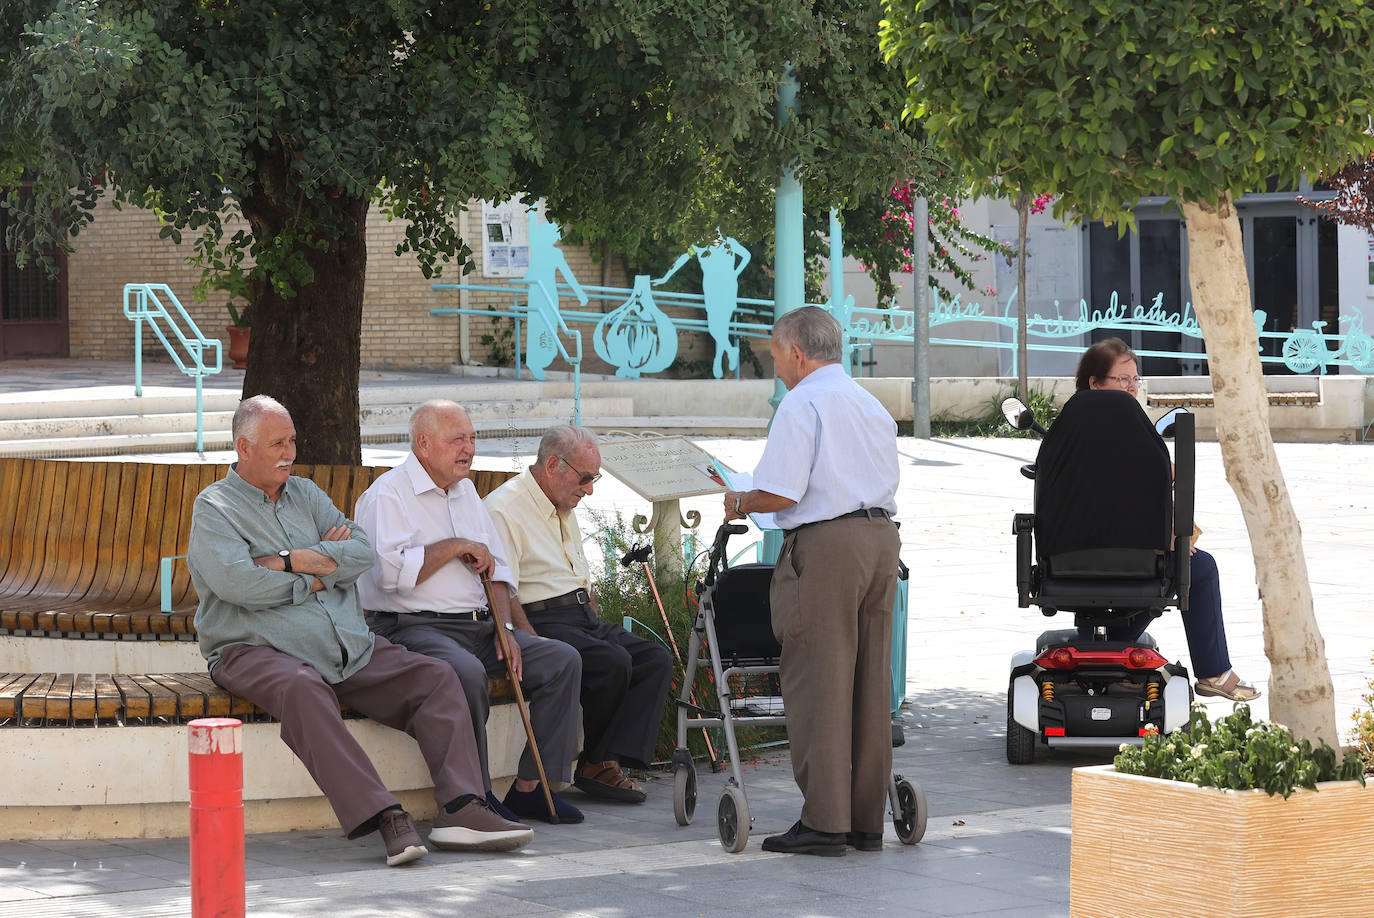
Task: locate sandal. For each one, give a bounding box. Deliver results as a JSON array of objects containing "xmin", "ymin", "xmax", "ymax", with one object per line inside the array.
[
  {"xmin": 1195, "ymin": 670, "xmax": 1261, "ymax": 702},
  {"xmin": 573, "ymin": 759, "xmax": 647, "ymax": 804}
]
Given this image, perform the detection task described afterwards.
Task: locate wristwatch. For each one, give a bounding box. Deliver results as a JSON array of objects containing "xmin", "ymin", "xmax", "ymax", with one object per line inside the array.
[
  {"xmin": 278, "ymin": 549, "xmax": 292, "ymax": 573},
  {"xmin": 733, "ymin": 493, "xmax": 743, "ymax": 514}
]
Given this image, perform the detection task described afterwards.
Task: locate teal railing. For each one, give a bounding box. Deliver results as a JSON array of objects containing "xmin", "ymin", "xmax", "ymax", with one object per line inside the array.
[{"xmin": 122, "ymin": 283, "xmax": 223, "ymax": 453}]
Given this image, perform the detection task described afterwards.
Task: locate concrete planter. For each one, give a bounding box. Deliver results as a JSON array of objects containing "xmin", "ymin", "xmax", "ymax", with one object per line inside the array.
[{"xmin": 1070, "ymin": 764, "xmax": 1374, "ymax": 918}]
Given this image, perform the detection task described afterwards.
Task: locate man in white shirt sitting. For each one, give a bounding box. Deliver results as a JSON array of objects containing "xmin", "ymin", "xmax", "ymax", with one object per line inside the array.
[{"xmin": 355, "ymin": 400, "xmax": 584, "ymax": 824}]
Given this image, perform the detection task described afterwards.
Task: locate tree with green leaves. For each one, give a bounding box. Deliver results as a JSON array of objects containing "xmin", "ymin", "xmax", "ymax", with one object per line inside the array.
[
  {"xmin": 881, "ymin": 0, "xmax": 1374, "ymax": 745},
  {"xmin": 2, "ymin": 0, "xmax": 929, "ymax": 461}
]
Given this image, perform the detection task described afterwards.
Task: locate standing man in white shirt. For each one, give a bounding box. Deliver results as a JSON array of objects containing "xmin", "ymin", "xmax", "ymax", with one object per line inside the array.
[
  {"xmin": 723, "ymin": 306, "xmax": 901, "ymax": 856},
  {"xmin": 485, "ymin": 426, "xmax": 674, "ymax": 804},
  {"xmin": 356, "ymin": 400, "xmax": 585, "ymax": 824}
]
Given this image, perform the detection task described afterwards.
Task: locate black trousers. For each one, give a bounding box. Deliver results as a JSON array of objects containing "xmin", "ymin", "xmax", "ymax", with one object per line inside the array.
[{"xmin": 526, "ymin": 602, "xmax": 673, "ymax": 768}]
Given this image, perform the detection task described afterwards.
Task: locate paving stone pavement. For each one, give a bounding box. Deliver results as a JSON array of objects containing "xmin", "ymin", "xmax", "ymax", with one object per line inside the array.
[{"xmin": 2, "ymin": 364, "xmax": 1372, "ymax": 916}]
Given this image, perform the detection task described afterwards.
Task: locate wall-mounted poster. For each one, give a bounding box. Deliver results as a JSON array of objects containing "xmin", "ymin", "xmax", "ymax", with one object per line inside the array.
[{"xmin": 481, "ymin": 196, "xmax": 540, "ymax": 278}]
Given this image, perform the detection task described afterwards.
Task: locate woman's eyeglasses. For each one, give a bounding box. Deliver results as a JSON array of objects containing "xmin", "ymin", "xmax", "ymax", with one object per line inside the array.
[
  {"xmin": 559, "ymin": 455, "xmax": 601, "ymax": 485},
  {"xmin": 1105, "ymin": 374, "xmax": 1143, "ymax": 386}
]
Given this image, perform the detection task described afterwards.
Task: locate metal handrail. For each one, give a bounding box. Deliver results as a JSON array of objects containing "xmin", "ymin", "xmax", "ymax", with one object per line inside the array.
[{"xmin": 121, "ymin": 283, "xmax": 223, "ymax": 453}]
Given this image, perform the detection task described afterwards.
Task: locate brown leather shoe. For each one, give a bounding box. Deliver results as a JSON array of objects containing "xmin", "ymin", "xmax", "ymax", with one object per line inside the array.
[{"xmin": 573, "ymin": 759, "xmax": 647, "ymax": 803}]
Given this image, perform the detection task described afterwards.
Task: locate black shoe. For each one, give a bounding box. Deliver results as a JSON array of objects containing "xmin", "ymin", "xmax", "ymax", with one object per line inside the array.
[
  {"xmin": 761, "ymin": 820, "xmax": 846, "ymax": 857},
  {"xmin": 846, "ymin": 831, "xmax": 883, "ymax": 851}
]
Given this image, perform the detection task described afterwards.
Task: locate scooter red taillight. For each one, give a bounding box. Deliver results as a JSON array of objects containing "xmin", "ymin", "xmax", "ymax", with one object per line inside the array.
[{"xmin": 1034, "ymin": 646, "xmax": 1168, "ymax": 670}]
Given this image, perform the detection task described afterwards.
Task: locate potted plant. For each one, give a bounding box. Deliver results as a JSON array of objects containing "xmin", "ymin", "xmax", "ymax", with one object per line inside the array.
[
  {"xmin": 225, "ymin": 302, "xmax": 251, "ymax": 369},
  {"xmin": 1070, "ymin": 703, "xmax": 1370, "ymax": 918}
]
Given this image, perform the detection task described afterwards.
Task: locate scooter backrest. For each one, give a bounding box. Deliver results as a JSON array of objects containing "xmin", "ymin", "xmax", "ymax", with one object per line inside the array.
[{"xmin": 1033, "ymin": 390, "xmax": 1171, "ymax": 571}]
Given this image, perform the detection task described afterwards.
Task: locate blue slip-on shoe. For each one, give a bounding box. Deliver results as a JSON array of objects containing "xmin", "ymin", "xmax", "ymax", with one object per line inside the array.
[
  {"xmin": 486, "ymin": 790, "xmax": 522, "ymax": 823},
  {"xmin": 502, "ymin": 785, "xmax": 585, "ymax": 824}
]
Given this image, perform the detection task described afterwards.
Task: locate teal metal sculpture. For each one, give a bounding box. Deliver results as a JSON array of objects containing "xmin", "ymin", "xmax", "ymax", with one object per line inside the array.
[
  {"xmin": 519, "ymin": 212, "xmax": 588, "ymax": 380},
  {"xmin": 593, "ymin": 275, "xmax": 678, "ymax": 378},
  {"xmin": 656, "ymin": 233, "xmax": 752, "ymax": 378}
]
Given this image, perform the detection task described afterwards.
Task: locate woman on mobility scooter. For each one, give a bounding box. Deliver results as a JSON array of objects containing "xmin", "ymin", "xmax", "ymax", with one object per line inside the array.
[{"xmin": 1075, "ymin": 338, "xmax": 1259, "ymax": 702}]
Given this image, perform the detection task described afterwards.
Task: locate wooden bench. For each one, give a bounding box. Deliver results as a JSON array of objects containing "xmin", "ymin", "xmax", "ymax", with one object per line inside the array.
[
  {"xmin": 0, "ymin": 456, "xmax": 519, "ymax": 723},
  {"xmin": 0, "ymin": 671, "xmax": 513, "ymax": 726},
  {"xmin": 0, "ymin": 457, "xmax": 516, "ymax": 637}
]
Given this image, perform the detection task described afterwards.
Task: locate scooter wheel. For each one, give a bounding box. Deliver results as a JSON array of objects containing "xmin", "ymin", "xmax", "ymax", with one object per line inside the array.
[{"xmin": 1006, "ymin": 682, "xmax": 1037, "ymax": 765}]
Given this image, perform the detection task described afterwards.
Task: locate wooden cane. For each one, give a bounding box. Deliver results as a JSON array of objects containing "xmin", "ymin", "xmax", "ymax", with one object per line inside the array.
[{"xmin": 481, "ymin": 572, "xmax": 559, "ymax": 824}]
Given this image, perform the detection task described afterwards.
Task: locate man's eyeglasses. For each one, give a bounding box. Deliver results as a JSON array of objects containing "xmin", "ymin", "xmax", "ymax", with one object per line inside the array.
[
  {"xmin": 1105, "ymin": 374, "xmax": 1143, "ymax": 386},
  {"xmin": 558, "ymin": 455, "xmax": 602, "ymax": 485}
]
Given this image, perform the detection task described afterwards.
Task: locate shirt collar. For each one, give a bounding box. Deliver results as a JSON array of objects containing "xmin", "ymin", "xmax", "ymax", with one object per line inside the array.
[
  {"xmin": 519, "ymin": 468, "xmax": 560, "ymax": 521},
  {"xmin": 226, "ymin": 463, "xmax": 291, "ymax": 503},
  {"xmin": 796, "ymin": 362, "xmax": 845, "ymax": 389},
  {"xmin": 402, "ymin": 451, "xmax": 448, "ymax": 497}
]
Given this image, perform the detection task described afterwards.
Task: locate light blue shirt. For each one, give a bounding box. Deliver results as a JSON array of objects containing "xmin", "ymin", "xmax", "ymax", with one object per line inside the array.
[
  {"xmin": 753, "ymin": 363, "xmax": 900, "ymax": 530},
  {"xmin": 188, "ymin": 466, "xmax": 377, "ymax": 682}
]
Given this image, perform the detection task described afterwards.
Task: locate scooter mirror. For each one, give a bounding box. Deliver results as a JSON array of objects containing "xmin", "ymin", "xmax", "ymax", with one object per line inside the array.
[
  {"xmin": 1155, "ymin": 407, "xmax": 1191, "ymax": 439},
  {"xmin": 1001, "ymin": 397, "xmax": 1033, "ymax": 430}
]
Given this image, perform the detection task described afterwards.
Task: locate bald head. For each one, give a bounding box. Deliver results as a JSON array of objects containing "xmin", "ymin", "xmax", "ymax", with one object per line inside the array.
[{"xmin": 410, "ymin": 400, "xmax": 477, "ymax": 490}]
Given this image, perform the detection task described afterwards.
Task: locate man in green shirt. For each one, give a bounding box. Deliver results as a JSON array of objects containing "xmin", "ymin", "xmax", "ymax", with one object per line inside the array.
[{"xmin": 188, "ymin": 395, "xmax": 531, "ymax": 866}]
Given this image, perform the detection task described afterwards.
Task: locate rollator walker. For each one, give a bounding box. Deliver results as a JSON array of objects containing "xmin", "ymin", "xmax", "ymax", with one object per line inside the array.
[
  {"xmin": 1002, "ymin": 389, "xmax": 1196, "ymax": 764},
  {"xmin": 670, "ymin": 522, "xmax": 927, "ymax": 852}
]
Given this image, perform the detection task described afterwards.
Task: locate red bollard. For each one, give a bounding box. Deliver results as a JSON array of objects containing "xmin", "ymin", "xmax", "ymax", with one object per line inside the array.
[{"xmin": 188, "ymin": 717, "xmax": 245, "ymax": 918}]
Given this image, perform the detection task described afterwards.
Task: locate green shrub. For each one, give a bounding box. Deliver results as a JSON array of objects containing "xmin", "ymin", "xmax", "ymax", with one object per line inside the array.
[
  {"xmin": 931, "ymin": 386, "xmax": 1059, "ymax": 438},
  {"xmin": 1114, "ymin": 703, "xmax": 1366, "ymax": 798},
  {"xmin": 1350, "ymin": 652, "xmax": 1374, "ymax": 775}
]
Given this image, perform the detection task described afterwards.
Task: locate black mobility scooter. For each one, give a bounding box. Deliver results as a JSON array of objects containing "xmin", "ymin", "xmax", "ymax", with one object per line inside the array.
[{"xmin": 1003, "ymin": 389, "xmax": 1196, "ymax": 764}]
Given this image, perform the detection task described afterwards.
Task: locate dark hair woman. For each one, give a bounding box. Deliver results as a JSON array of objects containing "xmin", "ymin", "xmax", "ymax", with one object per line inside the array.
[{"xmin": 1071, "ymin": 339, "xmax": 1260, "ymax": 701}]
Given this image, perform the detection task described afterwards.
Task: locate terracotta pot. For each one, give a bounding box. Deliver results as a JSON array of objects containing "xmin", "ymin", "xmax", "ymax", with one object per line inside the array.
[
  {"xmin": 226, "ymin": 325, "xmax": 250, "ymax": 370},
  {"xmin": 1070, "ymin": 763, "xmax": 1374, "ymax": 917}
]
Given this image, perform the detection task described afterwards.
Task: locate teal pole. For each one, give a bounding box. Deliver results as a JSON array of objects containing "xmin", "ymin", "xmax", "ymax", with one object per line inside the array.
[{"xmin": 771, "ymin": 65, "xmax": 803, "ymax": 416}]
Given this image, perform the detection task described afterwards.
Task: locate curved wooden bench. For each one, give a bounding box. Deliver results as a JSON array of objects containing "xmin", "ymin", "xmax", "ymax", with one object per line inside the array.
[{"xmin": 0, "ymin": 458, "xmax": 516, "ymax": 629}]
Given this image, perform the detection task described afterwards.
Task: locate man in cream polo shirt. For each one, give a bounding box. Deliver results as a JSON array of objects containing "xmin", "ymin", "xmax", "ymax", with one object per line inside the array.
[{"xmin": 485, "ymin": 426, "xmax": 673, "ymax": 804}]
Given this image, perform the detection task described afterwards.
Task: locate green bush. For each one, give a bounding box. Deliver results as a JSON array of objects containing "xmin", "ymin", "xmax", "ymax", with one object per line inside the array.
[
  {"xmin": 931, "ymin": 386, "xmax": 1059, "ymax": 438},
  {"xmin": 1114, "ymin": 703, "xmax": 1366, "ymax": 798},
  {"xmin": 1350, "ymin": 652, "xmax": 1374, "ymax": 776}
]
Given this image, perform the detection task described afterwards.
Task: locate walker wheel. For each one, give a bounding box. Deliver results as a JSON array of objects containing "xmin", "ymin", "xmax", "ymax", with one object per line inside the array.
[
  {"xmin": 890, "ymin": 774, "xmax": 927, "ymax": 845},
  {"xmin": 717, "ymin": 784, "xmax": 749, "ymax": 853},
  {"xmin": 673, "ymin": 761, "xmax": 697, "ymax": 826}
]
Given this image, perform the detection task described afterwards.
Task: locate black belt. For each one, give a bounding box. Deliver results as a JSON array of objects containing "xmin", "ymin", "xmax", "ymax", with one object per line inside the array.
[
  {"xmin": 371, "ymin": 609, "xmax": 488, "ymax": 621},
  {"xmin": 521, "ymin": 589, "xmax": 591, "ymax": 614},
  {"xmin": 785, "ymin": 507, "xmax": 893, "ymax": 537}
]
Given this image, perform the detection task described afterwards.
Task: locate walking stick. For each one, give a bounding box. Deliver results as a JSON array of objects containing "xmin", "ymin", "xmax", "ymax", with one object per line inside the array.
[
  {"xmin": 481, "ymin": 572, "xmax": 559, "ymax": 824},
  {"xmin": 619, "ymin": 544, "xmax": 722, "ymax": 771}
]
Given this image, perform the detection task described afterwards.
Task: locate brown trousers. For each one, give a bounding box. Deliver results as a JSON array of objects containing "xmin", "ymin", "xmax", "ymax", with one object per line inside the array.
[
  {"xmin": 770, "ymin": 516, "xmax": 899, "ymax": 835},
  {"xmin": 211, "ymin": 635, "xmax": 485, "ymax": 837}
]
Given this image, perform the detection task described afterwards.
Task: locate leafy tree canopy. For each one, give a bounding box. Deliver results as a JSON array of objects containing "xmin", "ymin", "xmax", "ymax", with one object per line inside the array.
[
  {"xmin": 0, "ymin": 0, "xmax": 931, "ymax": 461},
  {"xmin": 879, "ymin": 0, "xmax": 1374, "ymax": 226}
]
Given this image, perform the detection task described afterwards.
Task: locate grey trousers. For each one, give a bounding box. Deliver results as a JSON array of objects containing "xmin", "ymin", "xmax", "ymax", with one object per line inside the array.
[
  {"xmin": 210, "ymin": 636, "xmax": 485, "ymax": 838},
  {"xmin": 366, "ymin": 612, "xmax": 581, "ymax": 786},
  {"xmin": 770, "ymin": 516, "xmax": 899, "ymax": 835}
]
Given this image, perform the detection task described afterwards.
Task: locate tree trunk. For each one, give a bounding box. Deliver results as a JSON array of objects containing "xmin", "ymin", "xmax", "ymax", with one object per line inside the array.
[
  {"xmin": 238, "ymin": 150, "xmax": 367, "ymax": 465},
  {"xmin": 1180, "ymin": 193, "xmax": 1337, "ymax": 746},
  {"xmin": 1015, "ymin": 192, "xmax": 1030, "ymax": 397}
]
